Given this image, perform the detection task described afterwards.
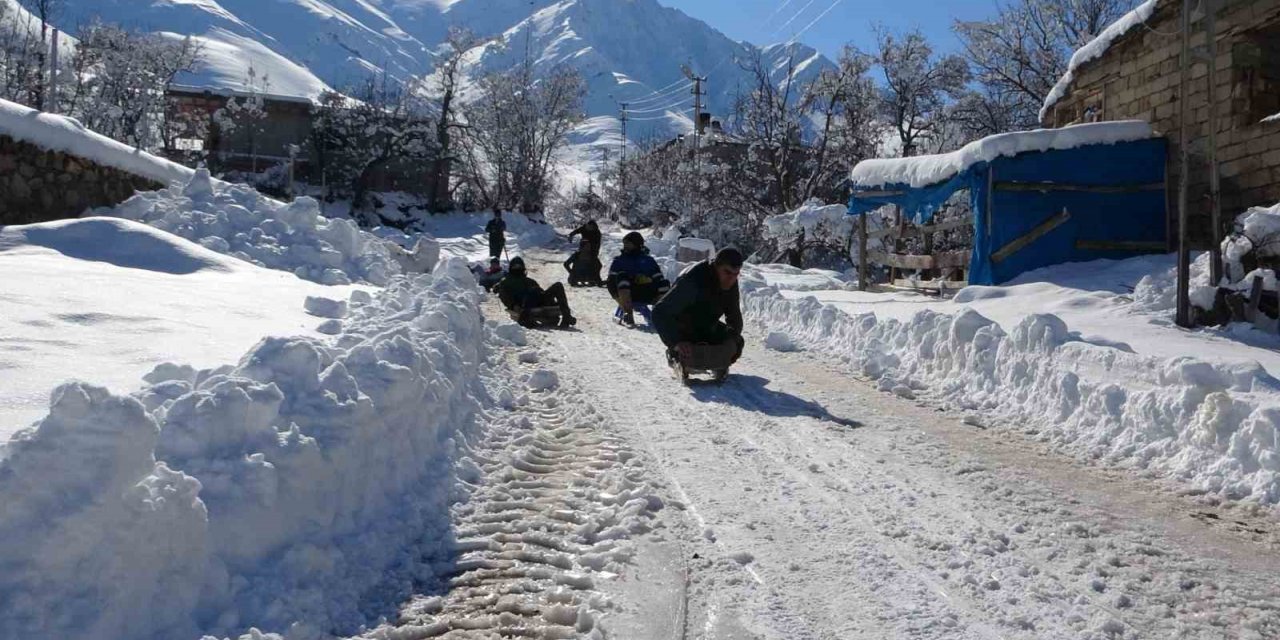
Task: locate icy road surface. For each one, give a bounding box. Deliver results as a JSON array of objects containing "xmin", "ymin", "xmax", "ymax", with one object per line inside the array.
[{"xmin": 497, "ymin": 249, "xmax": 1280, "ymax": 639}]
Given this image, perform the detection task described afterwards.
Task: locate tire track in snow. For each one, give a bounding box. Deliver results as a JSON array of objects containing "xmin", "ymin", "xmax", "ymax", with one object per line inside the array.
[{"xmin": 356, "ymin": 327, "xmax": 670, "ymax": 639}]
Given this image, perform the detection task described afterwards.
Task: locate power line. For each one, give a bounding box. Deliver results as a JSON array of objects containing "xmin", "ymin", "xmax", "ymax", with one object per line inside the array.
[
  {"xmin": 772, "ymin": 0, "xmax": 820, "ymax": 36},
  {"xmin": 786, "ymin": 0, "xmax": 846, "ymax": 45}
]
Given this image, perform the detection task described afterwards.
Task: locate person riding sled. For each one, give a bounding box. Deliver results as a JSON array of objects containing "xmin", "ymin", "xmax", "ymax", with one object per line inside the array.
[
  {"xmin": 651, "ymin": 247, "xmax": 745, "ymax": 376},
  {"xmin": 493, "ymin": 256, "xmax": 578, "ymax": 328},
  {"xmin": 568, "ymin": 219, "xmax": 602, "ymax": 261},
  {"xmin": 607, "ymin": 231, "xmax": 670, "ymax": 327},
  {"xmin": 564, "ymin": 239, "xmax": 603, "ymax": 287},
  {"xmin": 485, "ymin": 207, "xmax": 507, "ymax": 260}
]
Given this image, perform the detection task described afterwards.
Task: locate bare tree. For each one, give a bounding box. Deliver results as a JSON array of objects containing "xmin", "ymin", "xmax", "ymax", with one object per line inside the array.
[
  {"xmin": 426, "ymin": 27, "xmax": 482, "ymax": 213},
  {"xmin": 954, "ymin": 0, "xmax": 1131, "ymax": 132},
  {"xmin": 18, "ymin": 0, "xmax": 60, "ymax": 109},
  {"xmin": 458, "ymin": 58, "xmax": 585, "ymax": 212},
  {"xmin": 874, "ymin": 28, "xmax": 969, "ymax": 157}
]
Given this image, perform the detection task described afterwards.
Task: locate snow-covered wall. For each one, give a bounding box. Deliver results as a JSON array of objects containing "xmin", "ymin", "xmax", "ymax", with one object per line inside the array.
[
  {"xmin": 0, "ymin": 259, "xmax": 486, "ymax": 640},
  {"xmin": 0, "ymin": 98, "xmax": 195, "ymax": 187},
  {"xmin": 743, "ymin": 284, "xmax": 1280, "ymax": 508}
]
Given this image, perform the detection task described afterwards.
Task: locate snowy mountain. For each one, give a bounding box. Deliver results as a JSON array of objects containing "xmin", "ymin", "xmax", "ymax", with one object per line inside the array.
[{"xmin": 56, "ymin": 0, "xmax": 834, "ymax": 143}]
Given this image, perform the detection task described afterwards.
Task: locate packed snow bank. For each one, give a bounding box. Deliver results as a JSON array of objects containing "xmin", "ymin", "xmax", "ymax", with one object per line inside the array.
[
  {"xmin": 850, "ymin": 121, "xmax": 1155, "ymax": 189},
  {"xmin": 0, "ymin": 218, "xmax": 364, "ymax": 435},
  {"xmin": 1040, "ymin": 0, "xmax": 1160, "ymax": 121},
  {"xmin": 763, "ymin": 201, "xmax": 852, "ymax": 240},
  {"xmin": 0, "ymin": 98, "xmax": 195, "ymax": 186},
  {"xmin": 98, "ymin": 170, "xmax": 404, "ymax": 285},
  {"xmin": 744, "ymin": 281, "xmax": 1280, "ymax": 508},
  {"xmin": 0, "ymin": 259, "xmax": 485, "ymax": 640},
  {"xmin": 1223, "ymin": 201, "xmax": 1280, "ymax": 282}
]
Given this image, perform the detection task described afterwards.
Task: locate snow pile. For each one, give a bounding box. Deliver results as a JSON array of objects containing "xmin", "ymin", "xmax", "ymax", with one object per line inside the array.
[
  {"xmin": 763, "ymin": 201, "xmax": 852, "ymax": 240},
  {"xmin": 0, "ymin": 98, "xmax": 195, "ymax": 186},
  {"xmin": 0, "ymin": 258, "xmax": 485, "ymax": 640},
  {"xmin": 850, "ymin": 121, "xmax": 1155, "ymax": 189},
  {"xmin": 742, "ymin": 263, "xmax": 853, "ymax": 292},
  {"xmin": 1132, "ymin": 252, "xmax": 1216, "ymax": 312},
  {"xmin": 1040, "ymin": 0, "xmax": 1160, "ymax": 122},
  {"xmin": 1223, "ymin": 202, "xmax": 1280, "ymax": 282},
  {"xmin": 743, "ymin": 285, "xmax": 1280, "ymax": 507},
  {"xmin": 98, "ymin": 170, "xmax": 403, "ymax": 285}
]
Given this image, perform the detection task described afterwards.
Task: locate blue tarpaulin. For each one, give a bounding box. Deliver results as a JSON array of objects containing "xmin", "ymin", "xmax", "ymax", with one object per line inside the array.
[{"xmin": 848, "ymin": 137, "xmax": 1168, "ymax": 285}]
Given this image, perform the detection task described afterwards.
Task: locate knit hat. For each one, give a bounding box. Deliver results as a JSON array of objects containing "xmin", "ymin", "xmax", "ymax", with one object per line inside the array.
[
  {"xmin": 714, "ymin": 247, "xmax": 744, "ymax": 268},
  {"xmin": 623, "ymin": 231, "xmax": 645, "ymax": 248}
]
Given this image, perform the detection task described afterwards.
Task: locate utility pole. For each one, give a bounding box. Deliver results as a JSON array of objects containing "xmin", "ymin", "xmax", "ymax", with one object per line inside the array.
[
  {"xmin": 1176, "ymin": 0, "xmax": 1192, "ymax": 328},
  {"xmin": 619, "ymin": 102, "xmax": 628, "ymax": 221},
  {"xmin": 682, "ymin": 65, "xmax": 706, "ymax": 226},
  {"xmin": 46, "ymin": 29, "xmax": 59, "ymax": 115}
]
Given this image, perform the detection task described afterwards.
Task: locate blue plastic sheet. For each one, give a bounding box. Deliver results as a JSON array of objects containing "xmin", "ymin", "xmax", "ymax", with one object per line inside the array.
[{"xmin": 847, "ymin": 138, "xmax": 1167, "ymax": 285}]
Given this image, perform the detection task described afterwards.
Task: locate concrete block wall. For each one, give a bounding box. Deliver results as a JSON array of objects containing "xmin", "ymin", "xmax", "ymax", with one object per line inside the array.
[
  {"xmin": 1045, "ymin": 0, "xmax": 1280, "ymax": 248},
  {"xmin": 0, "ymin": 134, "xmax": 163, "ymax": 226}
]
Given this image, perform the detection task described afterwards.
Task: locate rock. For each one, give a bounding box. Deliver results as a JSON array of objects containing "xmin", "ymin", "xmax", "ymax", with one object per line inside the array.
[{"xmin": 528, "ymin": 369, "xmax": 558, "ymax": 392}]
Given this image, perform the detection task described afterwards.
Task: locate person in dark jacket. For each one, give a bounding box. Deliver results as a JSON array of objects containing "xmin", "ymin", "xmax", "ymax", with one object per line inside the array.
[
  {"xmin": 484, "ymin": 208, "xmax": 507, "ymax": 259},
  {"xmin": 493, "ymin": 256, "xmax": 577, "ymax": 328},
  {"xmin": 607, "ymin": 231, "xmax": 670, "ymax": 326},
  {"xmin": 651, "ymin": 247, "xmax": 745, "ymax": 365},
  {"xmin": 568, "ymin": 219, "xmax": 602, "ymax": 259},
  {"xmin": 564, "ymin": 239, "xmax": 603, "ymax": 287}
]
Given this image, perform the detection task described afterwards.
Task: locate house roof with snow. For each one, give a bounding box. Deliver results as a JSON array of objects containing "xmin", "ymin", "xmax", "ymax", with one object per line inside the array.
[{"xmin": 848, "ymin": 121, "xmax": 1156, "ymax": 190}]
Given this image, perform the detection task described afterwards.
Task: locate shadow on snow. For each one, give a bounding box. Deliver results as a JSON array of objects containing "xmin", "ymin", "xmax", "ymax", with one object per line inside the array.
[{"xmin": 688, "ymin": 374, "xmax": 861, "ymax": 429}]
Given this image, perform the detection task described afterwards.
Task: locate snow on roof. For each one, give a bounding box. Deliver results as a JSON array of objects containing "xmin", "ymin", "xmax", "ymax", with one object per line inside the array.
[
  {"xmin": 1040, "ymin": 0, "xmax": 1160, "ymax": 123},
  {"xmin": 849, "ymin": 120, "xmax": 1155, "ymax": 189},
  {"xmin": 0, "ymin": 98, "xmax": 196, "ymax": 187}
]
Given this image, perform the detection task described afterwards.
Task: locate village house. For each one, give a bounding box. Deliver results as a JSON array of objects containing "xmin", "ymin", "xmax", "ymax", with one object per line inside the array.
[{"xmin": 1041, "ymin": 0, "xmax": 1280, "ymax": 249}]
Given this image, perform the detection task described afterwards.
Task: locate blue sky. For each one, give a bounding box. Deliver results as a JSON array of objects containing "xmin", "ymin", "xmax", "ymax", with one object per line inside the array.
[{"xmin": 657, "ymin": 0, "xmax": 998, "ymax": 59}]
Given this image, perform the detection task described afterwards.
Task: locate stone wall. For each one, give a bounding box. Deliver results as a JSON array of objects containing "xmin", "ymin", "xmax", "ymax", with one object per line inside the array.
[
  {"xmin": 0, "ymin": 133, "xmax": 163, "ymax": 226},
  {"xmin": 1044, "ymin": 0, "xmax": 1280, "ymax": 248}
]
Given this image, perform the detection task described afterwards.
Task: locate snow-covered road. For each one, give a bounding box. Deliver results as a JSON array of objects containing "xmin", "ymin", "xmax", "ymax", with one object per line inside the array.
[{"xmin": 501, "ymin": 248, "xmax": 1280, "ymax": 639}]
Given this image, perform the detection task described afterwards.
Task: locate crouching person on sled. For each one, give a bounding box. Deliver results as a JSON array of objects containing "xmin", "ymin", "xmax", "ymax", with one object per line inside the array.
[
  {"xmin": 493, "ymin": 256, "xmax": 578, "ymax": 328},
  {"xmin": 607, "ymin": 231, "xmax": 670, "ymax": 327},
  {"xmin": 651, "ymin": 248, "xmax": 745, "ymax": 382}
]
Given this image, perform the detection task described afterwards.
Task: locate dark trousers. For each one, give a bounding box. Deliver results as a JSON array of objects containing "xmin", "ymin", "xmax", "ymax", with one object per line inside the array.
[
  {"xmin": 678, "ymin": 321, "xmax": 744, "ymax": 365},
  {"xmin": 519, "ymin": 282, "xmax": 573, "ymax": 318},
  {"xmin": 488, "ymin": 236, "xmax": 504, "ymax": 259}
]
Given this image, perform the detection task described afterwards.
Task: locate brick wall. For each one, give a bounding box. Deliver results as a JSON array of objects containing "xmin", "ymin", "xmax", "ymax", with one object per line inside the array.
[
  {"xmin": 1044, "ymin": 0, "xmax": 1280, "ymax": 248},
  {"xmin": 0, "ymin": 134, "xmax": 163, "ymax": 226}
]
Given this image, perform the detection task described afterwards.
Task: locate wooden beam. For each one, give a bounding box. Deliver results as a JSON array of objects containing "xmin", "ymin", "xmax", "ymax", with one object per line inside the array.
[
  {"xmin": 1075, "ymin": 240, "xmax": 1168, "ymax": 253},
  {"xmin": 867, "ymin": 250, "xmax": 970, "ymax": 271},
  {"xmin": 993, "ymin": 181, "xmax": 1164, "ymax": 194},
  {"xmin": 990, "ymin": 208, "xmax": 1071, "ymax": 264},
  {"xmin": 892, "ymin": 278, "xmax": 968, "ymax": 291},
  {"xmin": 851, "ymin": 189, "xmax": 906, "ymax": 198},
  {"xmin": 865, "ymin": 218, "xmax": 970, "ymax": 241}
]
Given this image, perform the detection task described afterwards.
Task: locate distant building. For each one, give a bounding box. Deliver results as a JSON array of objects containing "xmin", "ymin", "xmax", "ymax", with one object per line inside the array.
[{"xmin": 1041, "ymin": 0, "xmax": 1280, "ymax": 248}]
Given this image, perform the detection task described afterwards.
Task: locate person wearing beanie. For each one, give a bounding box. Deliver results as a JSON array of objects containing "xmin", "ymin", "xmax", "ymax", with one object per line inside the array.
[
  {"xmin": 651, "ymin": 246, "xmax": 745, "ymax": 374},
  {"xmin": 606, "ymin": 231, "xmax": 670, "ymax": 326},
  {"xmin": 493, "ymin": 256, "xmax": 577, "ymax": 328}
]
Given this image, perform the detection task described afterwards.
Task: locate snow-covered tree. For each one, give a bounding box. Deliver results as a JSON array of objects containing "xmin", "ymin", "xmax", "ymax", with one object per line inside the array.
[
  {"xmin": 0, "ymin": 2, "xmax": 47, "ymax": 106},
  {"xmin": 61, "ymin": 22, "xmax": 201, "ymax": 150},
  {"xmin": 207, "ymin": 66, "xmax": 270, "ymax": 172},
  {"xmin": 954, "ymin": 0, "xmax": 1131, "ymax": 133},
  {"xmin": 874, "ymin": 28, "xmax": 970, "ymax": 157},
  {"xmin": 309, "ymin": 72, "xmax": 437, "ymax": 220},
  {"xmin": 457, "ymin": 58, "xmax": 585, "ymax": 213}
]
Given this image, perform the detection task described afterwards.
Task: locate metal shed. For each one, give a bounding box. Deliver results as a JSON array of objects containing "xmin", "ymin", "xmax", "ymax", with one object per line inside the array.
[{"xmin": 847, "ymin": 125, "xmax": 1169, "ymax": 286}]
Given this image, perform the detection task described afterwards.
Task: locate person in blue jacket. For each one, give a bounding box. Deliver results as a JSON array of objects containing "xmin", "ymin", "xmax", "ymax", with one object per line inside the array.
[{"xmin": 607, "ymin": 231, "xmax": 670, "ymax": 326}]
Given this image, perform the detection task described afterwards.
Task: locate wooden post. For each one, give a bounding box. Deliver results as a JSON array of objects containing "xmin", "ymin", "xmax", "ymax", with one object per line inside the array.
[
  {"xmin": 858, "ymin": 212, "xmax": 868, "ymax": 291},
  {"xmin": 921, "ymin": 222, "xmax": 935, "ymax": 281},
  {"xmin": 891, "ymin": 206, "xmax": 905, "ymax": 282},
  {"xmin": 1246, "ymin": 275, "xmax": 1263, "ymax": 323}
]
